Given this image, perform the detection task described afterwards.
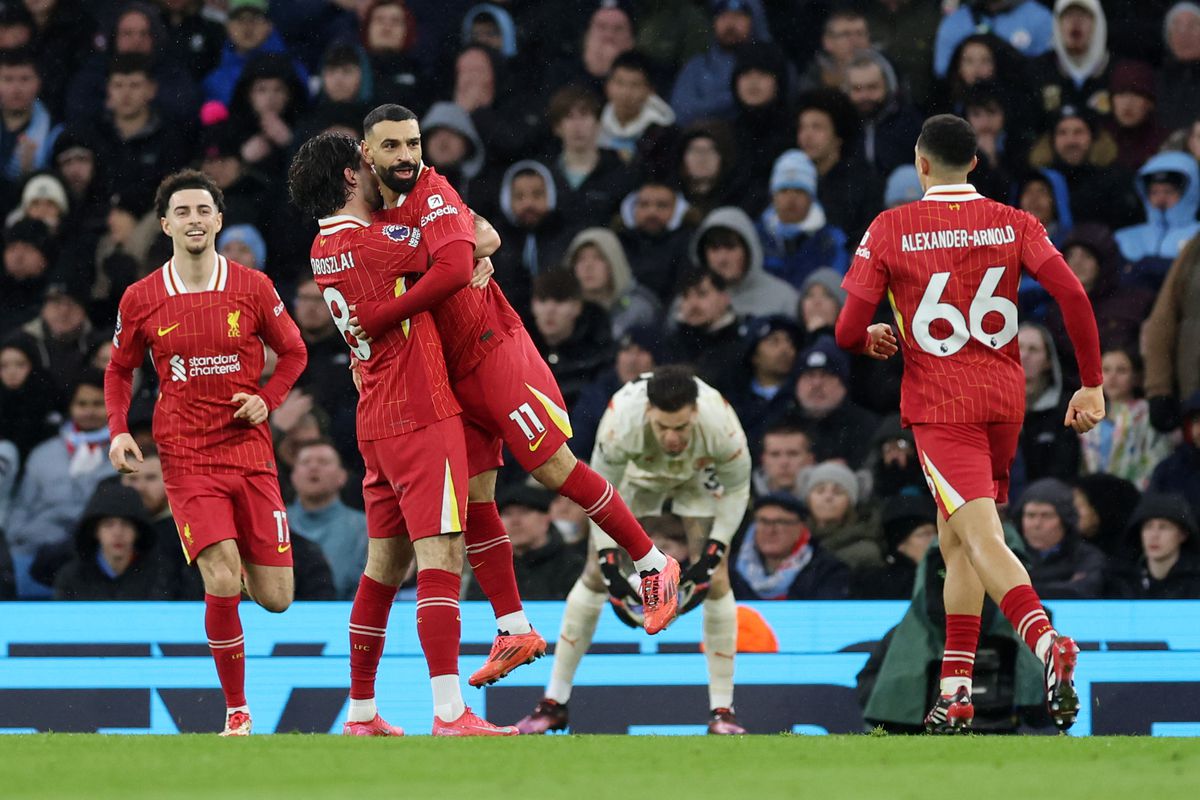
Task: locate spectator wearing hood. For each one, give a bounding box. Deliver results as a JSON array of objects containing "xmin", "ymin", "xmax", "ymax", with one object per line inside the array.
[
  {"xmin": 691, "ymin": 206, "xmax": 798, "ymax": 321},
  {"xmin": 964, "ymin": 82, "xmax": 1026, "ymax": 202},
  {"xmin": 616, "ymin": 179, "xmax": 695, "ymax": 303},
  {"xmin": 731, "ymin": 493, "xmax": 849, "ymax": 600},
  {"xmin": 777, "ymin": 336, "xmax": 879, "ymax": 469},
  {"xmin": 51, "ymin": 131, "xmax": 108, "ymax": 256},
  {"xmin": 1104, "ymin": 60, "xmax": 1169, "ymax": 172},
  {"xmin": 492, "ymin": 159, "xmax": 576, "ymax": 321},
  {"xmin": 1016, "ymin": 323, "xmax": 1081, "ymax": 483},
  {"xmin": 756, "ymin": 150, "xmax": 848, "ymax": 289},
  {"xmin": 798, "ymin": 267, "xmax": 845, "ymax": 345},
  {"xmin": 571, "ymin": 324, "xmax": 658, "ymax": 461},
  {"xmin": 6, "ymin": 370, "xmax": 115, "ymax": 598},
  {"xmin": 670, "ymin": 0, "xmax": 770, "ymax": 126},
  {"xmin": 934, "ymin": 0, "xmax": 1054, "ymax": 79},
  {"xmin": 528, "ymin": 270, "xmax": 613, "ymax": 410},
  {"xmin": 227, "ymin": 53, "xmax": 310, "ymax": 186},
  {"xmin": 218, "ymin": 224, "xmax": 267, "ymax": 272},
  {"xmin": 361, "ymin": 0, "xmax": 425, "ymax": 109},
  {"xmin": 1080, "ymin": 348, "xmax": 1172, "ymax": 490},
  {"xmin": 1142, "ymin": 236, "xmax": 1200, "ymax": 432},
  {"xmin": 1158, "ymin": 2, "xmax": 1200, "ymax": 131},
  {"xmin": 851, "ymin": 494, "xmax": 938, "ymax": 600},
  {"xmin": 0, "ymin": 219, "xmax": 57, "ymax": 334},
  {"xmin": 421, "ymin": 101, "xmax": 486, "ymax": 202},
  {"xmin": 1016, "ymin": 477, "xmax": 1106, "ymax": 599},
  {"xmin": 1148, "ymin": 390, "xmax": 1200, "ymax": 522},
  {"xmin": 64, "ymin": 2, "xmax": 200, "ymax": 130},
  {"xmin": 797, "ymin": 7, "xmax": 870, "ymax": 94},
  {"xmin": 726, "ymin": 316, "xmax": 801, "ymax": 458},
  {"xmin": 198, "ymin": 122, "xmax": 276, "ymax": 263},
  {"xmin": 453, "ymin": 44, "xmax": 543, "ymax": 170},
  {"xmin": 1014, "ymin": 169, "xmax": 1074, "ymax": 248},
  {"xmin": 936, "ymin": 32, "xmax": 1031, "ymax": 120},
  {"xmin": 799, "ymin": 460, "xmax": 883, "ymax": 571},
  {"xmin": 0, "ymin": 335, "xmax": 60, "ymax": 461},
  {"xmin": 1073, "ymin": 472, "xmax": 1142, "ymax": 557},
  {"xmin": 461, "ymin": 4, "xmax": 518, "ymax": 61},
  {"xmin": 1031, "ymin": 0, "xmax": 1112, "ymax": 121},
  {"xmin": 795, "ymin": 89, "xmax": 880, "ymax": 246},
  {"xmin": 51, "ymin": 480, "xmax": 171, "ymax": 600},
  {"xmin": 0, "ymin": 47, "xmax": 62, "ymax": 188},
  {"xmin": 1028, "ymin": 105, "xmax": 1139, "ymax": 230},
  {"xmin": 660, "ymin": 268, "xmax": 746, "ymax": 393},
  {"xmin": 751, "ymin": 419, "xmax": 814, "ymax": 500},
  {"xmin": 729, "ymin": 42, "xmax": 793, "ymax": 203},
  {"xmin": 202, "ymin": 0, "xmax": 308, "ymax": 106},
  {"xmin": 1114, "ymin": 151, "xmax": 1200, "ymax": 291},
  {"xmin": 868, "ymin": 414, "xmax": 927, "ymax": 502},
  {"xmin": 675, "ymin": 120, "xmax": 748, "ymax": 219},
  {"xmin": 545, "ymin": 86, "xmax": 634, "ymax": 230},
  {"xmin": 598, "ymin": 50, "xmax": 677, "ymax": 167},
  {"xmin": 563, "ymin": 227, "xmax": 661, "ymax": 340},
  {"xmin": 1106, "ymin": 492, "xmax": 1200, "ymax": 599},
  {"xmin": 845, "ymin": 49, "xmax": 924, "ymax": 178},
  {"xmin": 20, "ymin": 280, "xmax": 95, "ymax": 395},
  {"xmin": 294, "ymin": 42, "xmax": 372, "ymax": 149}
]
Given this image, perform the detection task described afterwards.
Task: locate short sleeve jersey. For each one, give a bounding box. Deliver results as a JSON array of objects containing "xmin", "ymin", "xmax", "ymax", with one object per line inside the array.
[
  {"xmin": 378, "ymin": 166, "xmax": 524, "ymax": 381},
  {"xmin": 595, "ymin": 376, "xmax": 748, "ymax": 495},
  {"xmin": 842, "ymin": 184, "xmax": 1061, "ymax": 426},
  {"xmin": 109, "ymin": 256, "xmax": 304, "ymax": 476},
  {"xmin": 309, "ymin": 209, "xmax": 460, "ymax": 440}
]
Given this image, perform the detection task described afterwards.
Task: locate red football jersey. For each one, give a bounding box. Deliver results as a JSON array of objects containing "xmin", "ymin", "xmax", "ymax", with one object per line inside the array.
[
  {"xmin": 377, "ymin": 166, "xmax": 523, "ymax": 381},
  {"xmin": 310, "ymin": 207, "xmax": 461, "ymax": 440},
  {"xmin": 842, "ymin": 183, "xmax": 1061, "ymax": 426},
  {"xmin": 109, "ymin": 256, "xmax": 304, "ymax": 476}
]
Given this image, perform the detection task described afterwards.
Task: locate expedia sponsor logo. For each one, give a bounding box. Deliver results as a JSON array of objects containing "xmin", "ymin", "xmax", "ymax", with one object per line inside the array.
[
  {"xmin": 427, "ymin": 194, "xmax": 444, "ymax": 209},
  {"xmin": 170, "ymin": 353, "xmax": 242, "ymax": 381},
  {"xmin": 420, "ymin": 204, "xmax": 459, "ymax": 226}
]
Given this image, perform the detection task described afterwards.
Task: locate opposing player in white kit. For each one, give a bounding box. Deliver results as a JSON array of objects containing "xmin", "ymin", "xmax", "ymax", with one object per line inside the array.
[{"xmin": 516, "ymin": 366, "xmax": 752, "ymax": 735}]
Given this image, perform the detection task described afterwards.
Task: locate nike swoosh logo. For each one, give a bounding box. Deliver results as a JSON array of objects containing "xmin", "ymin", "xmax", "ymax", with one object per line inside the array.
[
  {"xmin": 277, "ymin": 543, "xmax": 291, "ymax": 553},
  {"xmin": 528, "ymin": 431, "xmax": 548, "ymax": 451},
  {"xmin": 157, "ymin": 323, "xmax": 181, "ymax": 336}
]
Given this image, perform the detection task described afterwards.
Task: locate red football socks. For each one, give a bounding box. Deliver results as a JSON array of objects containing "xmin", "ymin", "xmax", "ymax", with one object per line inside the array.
[
  {"xmin": 416, "ymin": 568, "xmax": 462, "ymax": 677},
  {"xmin": 1000, "ymin": 584, "xmax": 1057, "ymax": 659},
  {"xmin": 348, "ymin": 575, "xmax": 398, "ymax": 700},
  {"xmin": 205, "ymin": 593, "xmax": 246, "ymax": 709},
  {"xmin": 465, "ymin": 501, "xmax": 523, "ymax": 619},
  {"xmin": 558, "ymin": 461, "xmax": 653, "ymax": 560},
  {"xmin": 940, "ymin": 613, "xmax": 981, "ymax": 693}
]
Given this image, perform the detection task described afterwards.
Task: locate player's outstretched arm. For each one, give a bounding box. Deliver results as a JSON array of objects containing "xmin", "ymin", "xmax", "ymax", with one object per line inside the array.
[
  {"xmin": 349, "ymin": 239, "xmax": 475, "ymax": 341},
  {"xmin": 834, "ymin": 293, "xmax": 896, "ymax": 359},
  {"xmin": 1033, "ymin": 253, "xmax": 1104, "ymax": 433}
]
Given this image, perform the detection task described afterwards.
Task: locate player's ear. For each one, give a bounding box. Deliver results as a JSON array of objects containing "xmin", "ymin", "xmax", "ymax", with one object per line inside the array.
[
  {"xmin": 969, "ymin": 154, "xmax": 979, "ymax": 173},
  {"xmin": 159, "ymin": 215, "xmax": 171, "ymax": 237},
  {"xmin": 213, "ymin": 211, "xmax": 223, "ymax": 236}
]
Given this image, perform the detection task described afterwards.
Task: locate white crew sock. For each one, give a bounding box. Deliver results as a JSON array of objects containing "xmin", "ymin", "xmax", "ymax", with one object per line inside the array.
[
  {"xmin": 432, "ymin": 674, "xmax": 465, "ymax": 723},
  {"xmin": 940, "ymin": 676, "xmax": 972, "ymax": 696},
  {"xmin": 545, "ymin": 580, "xmax": 607, "ymax": 704},
  {"xmin": 703, "ymin": 593, "xmax": 737, "ymax": 710},
  {"xmin": 347, "ymin": 697, "xmax": 377, "ymax": 723},
  {"xmin": 633, "ymin": 547, "xmax": 668, "ymax": 575},
  {"xmin": 497, "ymin": 610, "xmax": 532, "ymax": 635},
  {"xmin": 227, "ymin": 704, "xmax": 249, "ymax": 715}
]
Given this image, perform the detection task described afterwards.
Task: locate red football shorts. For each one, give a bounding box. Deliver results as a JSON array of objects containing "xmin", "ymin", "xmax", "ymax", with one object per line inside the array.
[
  {"xmin": 360, "ymin": 414, "xmax": 469, "ymax": 541},
  {"xmin": 453, "ymin": 332, "xmax": 573, "ymax": 476},
  {"xmin": 910, "ymin": 422, "xmax": 1022, "ymax": 519},
  {"xmin": 163, "ymin": 471, "xmax": 292, "ymax": 567}
]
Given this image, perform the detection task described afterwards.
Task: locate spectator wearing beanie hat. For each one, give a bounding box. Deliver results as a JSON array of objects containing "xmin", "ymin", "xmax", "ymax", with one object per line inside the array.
[
  {"xmin": 756, "ymin": 149, "xmax": 848, "ymax": 290},
  {"xmin": 883, "ymin": 165, "xmax": 922, "ymax": 209},
  {"xmin": 1, "ymin": 219, "xmax": 58, "ymax": 334},
  {"xmin": 775, "ymin": 336, "xmax": 878, "ymax": 469},
  {"xmin": 798, "ymin": 266, "xmax": 846, "ymax": 343},
  {"xmin": 798, "ymin": 460, "xmax": 883, "ymax": 571},
  {"xmin": 1106, "ymin": 492, "xmax": 1200, "ymax": 599},
  {"xmin": 729, "ymin": 42, "xmax": 794, "ymax": 205},
  {"xmin": 218, "ymin": 224, "xmax": 267, "ymax": 272},
  {"xmin": 725, "ymin": 315, "xmax": 801, "ymax": 457},
  {"xmin": 1105, "ymin": 60, "xmax": 1168, "ymax": 171},
  {"xmin": 1016, "ymin": 477, "xmax": 1106, "ymax": 599},
  {"xmin": 6, "ymin": 173, "xmax": 69, "ymax": 232},
  {"xmin": 730, "ymin": 492, "xmax": 850, "ymax": 601}
]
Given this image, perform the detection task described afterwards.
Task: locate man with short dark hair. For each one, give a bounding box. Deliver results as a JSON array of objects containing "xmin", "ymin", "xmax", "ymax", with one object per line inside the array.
[
  {"xmin": 752, "ymin": 420, "xmax": 814, "ymax": 498},
  {"xmin": 845, "ymin": 49, "xmax": 923, "ymax": 177},
  {"xmin": 529, "ymin": 270, "xmax": 613, "ymax": 410},
  {"xmin": 1016, "ymin": 478, "xmax": 1105, "ymax": 599},
  {"xmin": 731, "ymin": 493, "xmax": 849, "ymax": 600},
  {"xmin": 671, "ymin": 0, "xmax": 762, "ymax": 125},
  {"xmin": 617, "ymin": 179, "xmax": 695, "ymax": 301},
  {"xmin": 599, "ymin": 50, "xmax": 676, "ymax": 163},
  {"xmin": 203, "ymin": 0, "xmax": 307, "ymax": 105},
  {"xmin": 691, "ymin": 206, "xmax": 798, "ymax": 319},
  {"xmin": 286, "ymin": 440, "xmax": 367, "ymax": 600},
  {"xmin": 0, "ymin": 47, "xmax": 60, "ymax": 183},
  {"xmin": 546, "ymin": 84, "xmax": 634, "ymax": 228},
  {"xmin": 799, "ymin": 7, "xmax": 870, "ymax": 92},
  {"xmin": 728, "ymin": 316, "xmax": 802, "ymax": 459},
  {"xmin": 660, "ymin": 268, "xmax": 746, "ymax": 390},
  {"xmin": 1035, "ymin": 106, "xmax": 1139, "ymax": 229}
]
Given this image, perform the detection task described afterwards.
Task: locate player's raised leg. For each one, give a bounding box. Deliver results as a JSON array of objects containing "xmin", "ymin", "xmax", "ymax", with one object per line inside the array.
[{"xmin": 924, "ymin": 514, "xmax": 983, "ymax": 733}]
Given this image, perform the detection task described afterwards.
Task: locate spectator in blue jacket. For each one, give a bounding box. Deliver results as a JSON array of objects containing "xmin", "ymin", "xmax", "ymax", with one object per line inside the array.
[
  {"xmin": 1114, "ymin": 151, "xmax": 1200, "ymax": 291},
  {"xmin": 1149, "ymin": 390, "xmax": 1200, "ymax": 523},
  {"xmin": 934, "ymin": 0, "xmax": 1055, "ymax": 78},
  {"xmin": 669, "ymin": 0, "xmax": 769, "ymax": 126},
  {"xmin": 756, "ymin": 150, "xmax": 848, "ymax": 288},
  {"xmin": 202, "ymin": 0, "xmax": 308, "ymax": 106}
]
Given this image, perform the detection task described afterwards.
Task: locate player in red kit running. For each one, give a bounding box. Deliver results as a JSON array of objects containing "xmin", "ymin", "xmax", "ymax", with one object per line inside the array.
[
  {"xmin": 105, "ymin": 170, "xmax": 308, "ymax": 736},
  {"xmin": 835, "ymin": 115, "xmax": 1105, "ymax": 733},
  {"xmin": 352, "ymin": 106, "xmax": 681, "ymax": 665},
  {"xmin": 288, "ymin": 127, "xmax": 516, "ymax": 736}
]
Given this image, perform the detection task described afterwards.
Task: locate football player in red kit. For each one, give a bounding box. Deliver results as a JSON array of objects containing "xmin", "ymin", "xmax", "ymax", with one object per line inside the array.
[
  {"xmin": 836, "ymin": 115, "xmax": 1105, "ymax": 733},
  {"xmin": 106, "ymin": 170, "xmax": 308, "ymax": 736}
]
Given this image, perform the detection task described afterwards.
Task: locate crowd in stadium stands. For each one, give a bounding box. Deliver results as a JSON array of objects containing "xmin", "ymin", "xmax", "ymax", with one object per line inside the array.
[{"xmin": 0, "ymin": 0, "xmax": 1198, "ymax": 604}]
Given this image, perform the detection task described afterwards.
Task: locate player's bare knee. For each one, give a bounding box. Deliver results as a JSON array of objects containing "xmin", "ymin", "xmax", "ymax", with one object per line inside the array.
[
  {"xmin": 581, "ymin": 559, "xmax": 606, "ymax": 593},
  {"xmin": 467, "ymin": 470, "xmax": 497, "ymax": 503},
  {"xmin": 256, "ymin": 591, "xmax": 292, "ymax": 614},
  {"xmin": 196, "ymin": 546, "xmax": 240, "ymax": 595},
  {"xmin": 531, "ymin": 445, "xmax": 577, "ymax": 491},
  {"xmin": 414, "ymin": 532, "xmax": 464, "ymax": 573}
]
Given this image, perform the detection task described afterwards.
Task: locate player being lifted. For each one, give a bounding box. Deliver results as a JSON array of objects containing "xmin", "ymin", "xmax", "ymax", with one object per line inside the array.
[
  {"xmin": 835, "ymin": 115, "xmax": 1105, "ymax": 733},
  {"xmin": 105, "ymin": 170, "xmax": 308, "ymax": 736},
  {"xmin": 348, "ymin": 108, "xmax": 681, "ymax": 663},
  {"xmin": 516, "ymin": 365, "xmax": 752, "ymax": 735},
  {"xmin": 288, "ymin": 132, "xmax": 516, "ymax": 736}
]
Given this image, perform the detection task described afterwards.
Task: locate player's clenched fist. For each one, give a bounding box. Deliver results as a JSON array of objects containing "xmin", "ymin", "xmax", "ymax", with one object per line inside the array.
[
  {"xmin": 470, "ymin": 256, "xmax": 494, "ymax": 288},
  {"xmin": 864, "ymin": 323, "xmax": 898, "ymax": 360},
  {"xmin": 108, "ymin": 432, "xmax": 144, "ymax": 474},
  {"xmin": 1064, "ymin": 385, "xmax": 1105, "ymax": 434},
  {"xmin": 231, "ymin": 393, "xmax": 269, "ymax": 425}
]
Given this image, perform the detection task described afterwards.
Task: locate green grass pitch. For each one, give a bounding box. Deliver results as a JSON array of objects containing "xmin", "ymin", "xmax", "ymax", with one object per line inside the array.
[{"xmin": 2, "ymin": 734, "xmax": 1197, "ymax": 799}]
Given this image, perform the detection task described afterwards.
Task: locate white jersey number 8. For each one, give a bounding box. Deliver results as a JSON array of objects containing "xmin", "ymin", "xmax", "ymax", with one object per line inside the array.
[
  {"xmin": 911, "ymin": 266, "xmax": 1017, "ymax": 357},
  {"xmin": 323, "ymin": 285, "xmax": 372, "ymax": 361}
]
